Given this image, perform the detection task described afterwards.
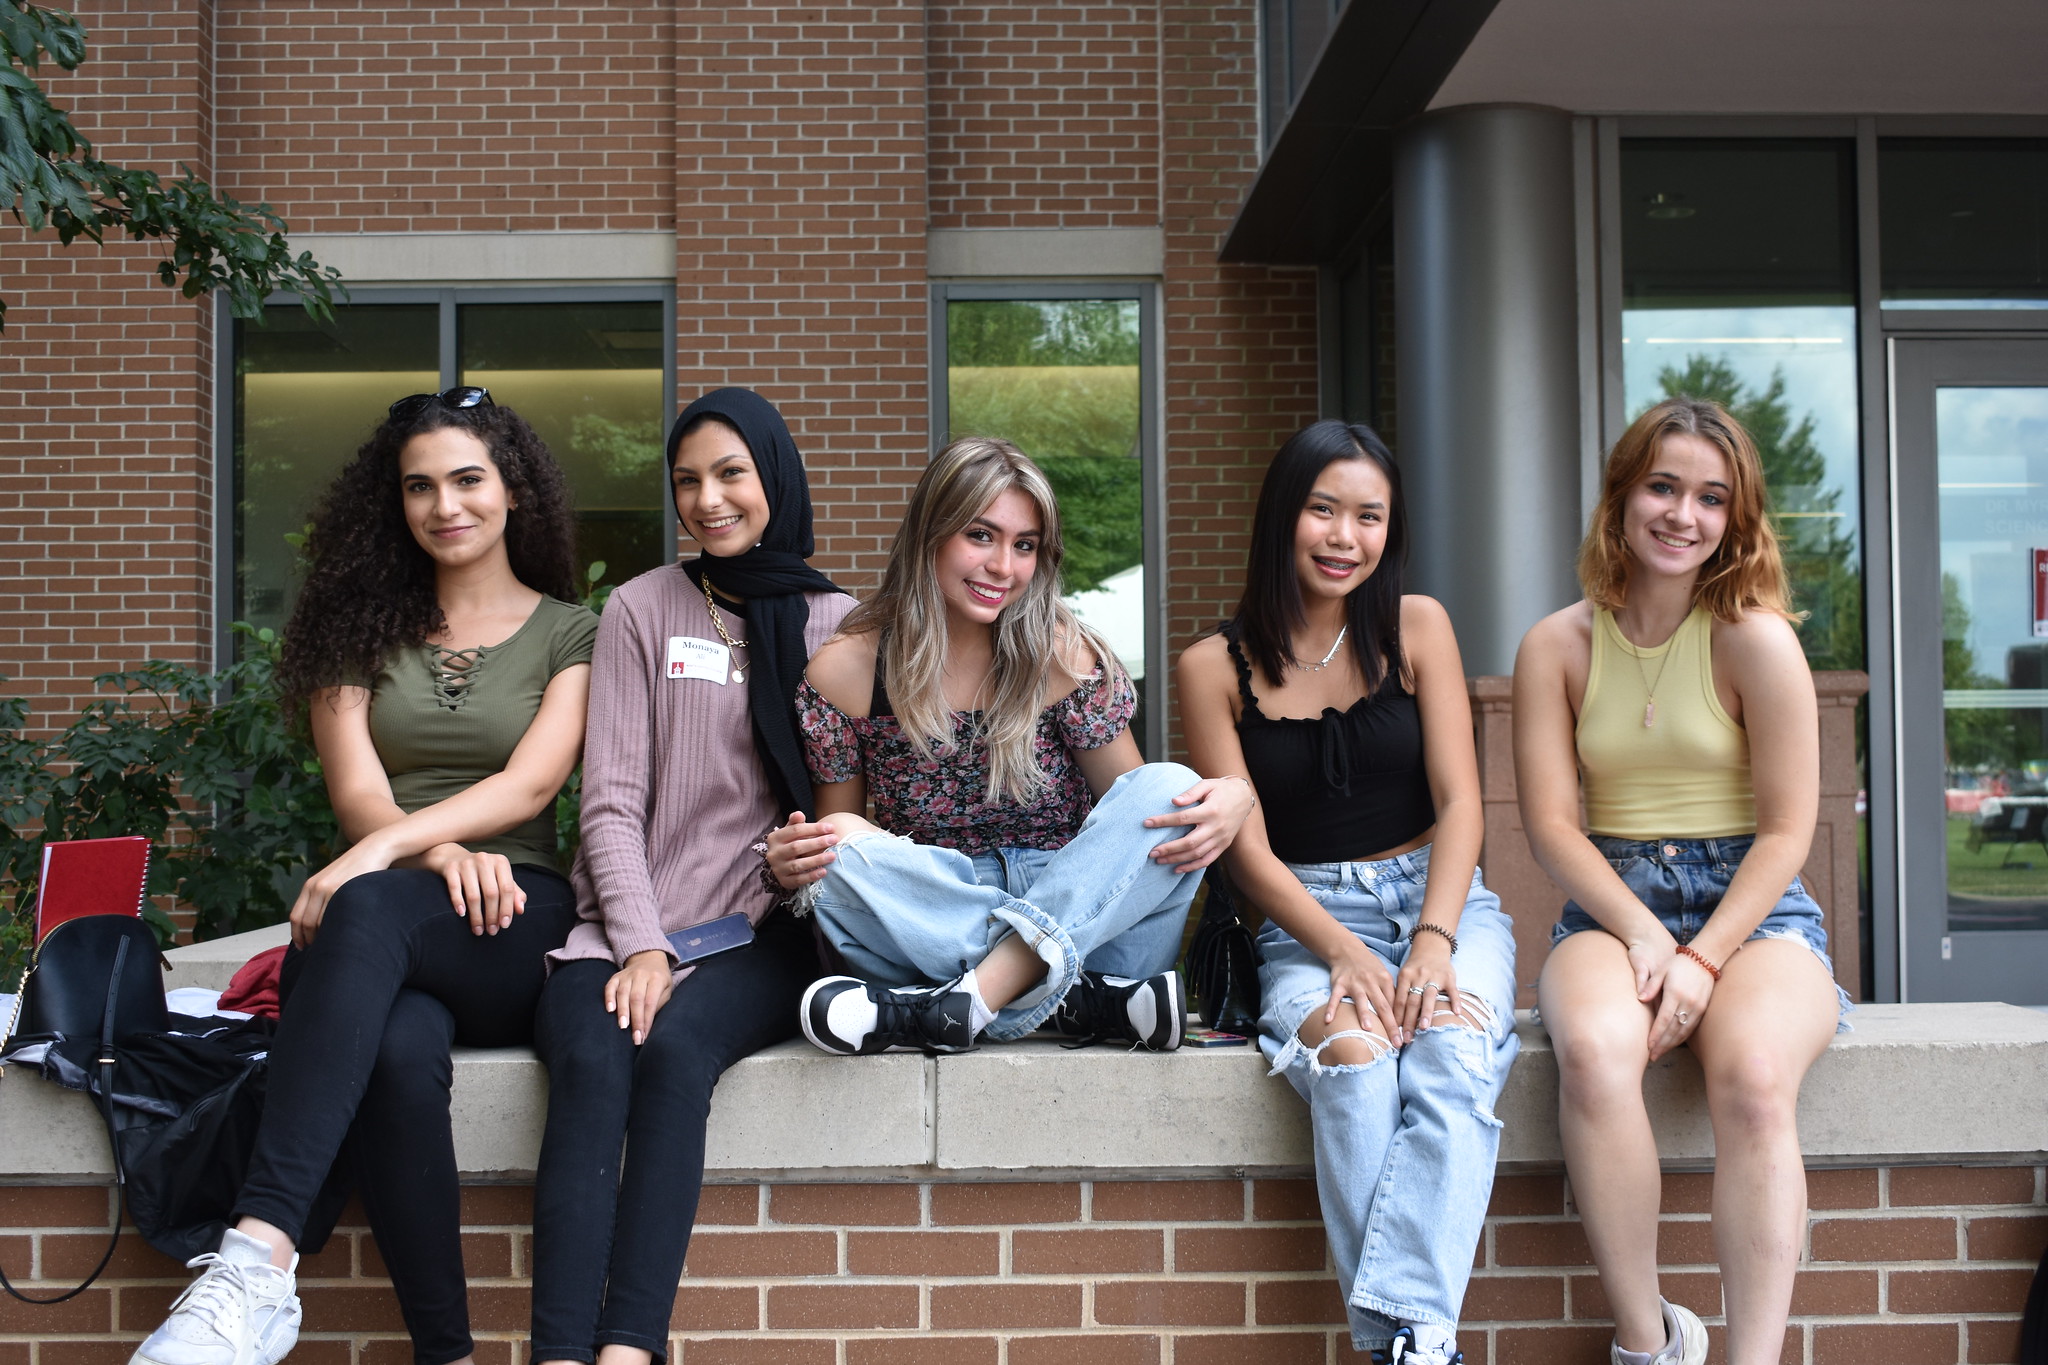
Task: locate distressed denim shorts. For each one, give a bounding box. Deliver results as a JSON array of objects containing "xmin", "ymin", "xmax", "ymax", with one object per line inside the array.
[{"xmin": 1551, "ymin": 833, "xmax": 1853, "ymax": 1027}]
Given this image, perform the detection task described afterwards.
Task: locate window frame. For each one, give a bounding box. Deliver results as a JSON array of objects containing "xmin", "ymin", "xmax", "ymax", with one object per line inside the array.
[
  {"xmin": 216, "ymin": 284, "xmax": 676, "ymax": 668},
  {"xmin": 928, "ymin": 280, "xmax": 1166, "ymax": 758}
]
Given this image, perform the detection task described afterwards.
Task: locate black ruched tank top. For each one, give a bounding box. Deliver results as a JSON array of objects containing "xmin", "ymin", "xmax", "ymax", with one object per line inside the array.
[{"xmin": 1222, "ymin": 622, "xmax": 1435, "ymax": 864}]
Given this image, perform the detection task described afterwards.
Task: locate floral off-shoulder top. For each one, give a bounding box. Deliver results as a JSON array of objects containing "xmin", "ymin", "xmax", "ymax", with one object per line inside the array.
[{"xmin": 797, "ymin": 663, "xmax": 1136, "ymax": 854}]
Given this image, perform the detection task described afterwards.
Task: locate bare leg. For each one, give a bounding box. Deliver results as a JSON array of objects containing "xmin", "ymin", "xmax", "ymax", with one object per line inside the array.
[
  {"xmin": 233, "ymin": 1216, "xmax": 296, "ymax": 1270},
  {"xmin": 972, "ymin": 934, "xmax": 1047, "ymax": 1008},
  {"xmin": 1297, "ymin": 996, "xmax": 1393, "ymax": 1063},
  {"xmin": 1537, "ymin": 931, "xmax": 1666, "ymax": 1354},
  {"xmin": 1686, "ymin": 939, "xmax": 1836, "ymax": 1365}
]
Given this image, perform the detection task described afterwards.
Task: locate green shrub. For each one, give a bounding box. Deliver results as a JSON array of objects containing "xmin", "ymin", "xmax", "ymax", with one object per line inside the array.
[{"xmin": 0, "ymin": 624, "xmax": 338, "ymax": 991}]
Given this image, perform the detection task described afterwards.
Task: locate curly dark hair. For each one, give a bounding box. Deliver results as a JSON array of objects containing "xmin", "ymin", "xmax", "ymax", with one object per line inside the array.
[{"xmin": 277, "ymin": 397, "xmax": 579, "ymax": 708}]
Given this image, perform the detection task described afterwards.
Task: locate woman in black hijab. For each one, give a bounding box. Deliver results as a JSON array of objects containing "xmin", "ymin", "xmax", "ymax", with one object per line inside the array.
[{"xmin": 529, "ymin": 390, "xmax": 854, "ymax": 1365}]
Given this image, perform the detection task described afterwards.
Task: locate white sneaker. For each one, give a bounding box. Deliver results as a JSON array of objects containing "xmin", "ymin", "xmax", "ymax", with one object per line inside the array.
[
  {"xmin": 1609, "ymin": 1297, "xmax": 1707, "ymax": 1365},
  {"xmin": 130, "ymin": 1227, "xmax": 302, "ymax": 1365}
]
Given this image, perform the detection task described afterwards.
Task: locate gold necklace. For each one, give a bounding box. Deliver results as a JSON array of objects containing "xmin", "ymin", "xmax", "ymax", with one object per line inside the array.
[
  {"xmin": 700, "ymin": 578, "xmax": 750, "ymax": 683},
  {"xmin": 1620, "ymin": 615, "xmax": 1674, "ymax": 728}
]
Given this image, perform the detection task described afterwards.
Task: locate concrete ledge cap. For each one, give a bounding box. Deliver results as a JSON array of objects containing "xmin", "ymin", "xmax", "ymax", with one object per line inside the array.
[{"xmin": 5, "ymin": 1000, "xmax": 2042, "ymax": 1181}]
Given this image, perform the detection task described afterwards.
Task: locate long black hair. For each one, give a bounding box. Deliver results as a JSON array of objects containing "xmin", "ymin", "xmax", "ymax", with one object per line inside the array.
[
  {"xmin": 278, "ymin": 399, "xmax": 577, "ymax": 709},
  {"xmin": 1229, "ymin": 419, "xmax": 1410, "ymax": 693}
]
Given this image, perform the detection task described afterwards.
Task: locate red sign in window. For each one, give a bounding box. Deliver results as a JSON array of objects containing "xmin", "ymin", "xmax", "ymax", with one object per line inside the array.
[{"xmin": 2034, "ymin": 548, "xmax": 2048, "ymax": 638}]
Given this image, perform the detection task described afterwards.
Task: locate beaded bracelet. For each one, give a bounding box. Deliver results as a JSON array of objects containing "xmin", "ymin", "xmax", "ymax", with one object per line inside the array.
[
  {"xmin": 1675, "ymin": 943, "xmax": 1722, "ymax": 981},
  {"xmin": 1410, "ymin": 921, "xmax": 1458, "ymax": 955}
]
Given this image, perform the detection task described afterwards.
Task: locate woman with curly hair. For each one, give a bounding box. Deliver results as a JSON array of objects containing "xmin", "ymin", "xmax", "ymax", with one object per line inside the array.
[
  {"xmin": 133, "ymin": 388, "xmax": 597, "ymax": 1365},
  {"xmin": 1514, "ymin": 397, "xmax": 1850, "ymax": 1365}
]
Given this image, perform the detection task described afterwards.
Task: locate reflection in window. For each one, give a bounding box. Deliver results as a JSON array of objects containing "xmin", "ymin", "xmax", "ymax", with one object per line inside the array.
[
  {"xmin": 1935, "ymin": 387, "xmax": 2048, "ymax": 931},
  {"xmin": 1620, "ymin": 139, "xmax": 1863, "ymax": 674},
  {"xmin": 234, "ymin": 306, "xmax": 438, "ymax": 636},
  {"xmin": 944, "ymin": 298, "xmax": 1148, "ymax": 720},
  {"xmin": 460, "ymin": 303, "xmax": 667, "ymax": 591},
  {"xmin": 232, "ymin": 299, "xmax": 667, "ymax": 642},
  {"xmin": 1881, "ymin": 139, "xmax": 2048, "ymax": 310}
]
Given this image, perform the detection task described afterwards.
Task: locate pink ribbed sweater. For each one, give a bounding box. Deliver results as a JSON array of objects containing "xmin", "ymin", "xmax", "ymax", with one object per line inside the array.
[{"xmin": 550, "ymin": 563, "xmax": 854, "ymax": 980}]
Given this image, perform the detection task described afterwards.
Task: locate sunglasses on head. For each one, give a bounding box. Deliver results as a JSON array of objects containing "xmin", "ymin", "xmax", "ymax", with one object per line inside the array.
[{"xmin": 388, "ymin": 386, "xmax": 493, "ymax": 420}]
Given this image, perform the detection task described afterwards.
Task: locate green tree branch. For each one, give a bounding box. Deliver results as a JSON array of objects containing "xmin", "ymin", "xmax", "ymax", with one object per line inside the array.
[{"xmin": 0, "ymin": 0, "xmax": 341, "ymax": 332}]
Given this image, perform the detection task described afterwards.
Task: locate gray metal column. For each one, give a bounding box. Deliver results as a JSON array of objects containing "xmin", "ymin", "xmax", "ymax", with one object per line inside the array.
[{"xmin": 1395, "ymin": 103, "xmax": 1582, "ymax": 677}]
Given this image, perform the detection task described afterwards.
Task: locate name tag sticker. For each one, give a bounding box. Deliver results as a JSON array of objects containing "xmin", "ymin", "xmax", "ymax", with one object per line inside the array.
[{"xmin": 666, "ymin": 636, "xmax": 732, "ymax": 685}]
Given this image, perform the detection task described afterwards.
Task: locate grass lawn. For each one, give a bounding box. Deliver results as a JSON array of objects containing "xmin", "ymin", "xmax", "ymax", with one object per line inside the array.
[{"xmin": 1945, "ymin": 814, "xmax": 2048, "ymax": 898}]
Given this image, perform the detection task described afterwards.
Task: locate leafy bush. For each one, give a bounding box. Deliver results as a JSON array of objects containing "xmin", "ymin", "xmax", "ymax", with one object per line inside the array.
[{"xmin": 0, "ymin": 625, "xmax": 337, "ymax": 991}]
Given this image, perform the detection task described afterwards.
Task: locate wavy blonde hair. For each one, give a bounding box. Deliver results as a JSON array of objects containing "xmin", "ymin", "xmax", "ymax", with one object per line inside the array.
[
  {"xmin": 1579, "ymin": 397, "xmax": 1795, "ymax": 622},
  {"xmin": 843, "ymin": 436, "xmax": 1126, "ymax": 805}
]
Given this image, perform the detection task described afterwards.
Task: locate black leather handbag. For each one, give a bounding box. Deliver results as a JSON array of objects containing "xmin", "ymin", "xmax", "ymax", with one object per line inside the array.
[
  {"xmin": 0, "ymin": 911, "xmax": 167, "ymax": 1303},
  {"xmin": 1183, "ymin": 875, "xmax": 1261, "ymax": 1034}
]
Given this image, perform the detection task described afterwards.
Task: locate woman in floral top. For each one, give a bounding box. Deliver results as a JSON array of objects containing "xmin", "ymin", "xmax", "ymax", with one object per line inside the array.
[{"xmin": 767, "ymin": 436, "xmax": 1255, "ymax": 1054}]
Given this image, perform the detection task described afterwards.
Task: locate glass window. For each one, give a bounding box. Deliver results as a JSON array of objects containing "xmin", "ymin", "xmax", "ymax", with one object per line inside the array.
[
  {"xmin": 234, "ymin": 306, "xmax": 438, "ymax": 635},
  {"xmin": 940, "ymin": 295, "xmax": 1154, "ymax": 748},
  {"xmin": 1881, "ymin": 139, "xmax": 2048, "ymax": 311},
  {"xmin": 231, "ymin": 296, "xmax": 668, "ymax": 641},
  {"xmin": 1620, "ymin": 138, "xmax": 1864, "ymax": 673},
  {"xmin": 458, "ymin": 303, "xmax": 668, "ymax": 591}
]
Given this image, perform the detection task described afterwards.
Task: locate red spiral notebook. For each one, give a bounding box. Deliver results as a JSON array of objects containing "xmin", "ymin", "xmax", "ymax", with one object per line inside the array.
[{"xmin": 34, "ymin": 836, "xmax": 151, "ymax": 945}]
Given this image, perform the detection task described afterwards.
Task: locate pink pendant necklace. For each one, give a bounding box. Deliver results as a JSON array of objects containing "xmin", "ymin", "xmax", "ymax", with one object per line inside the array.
[{"xmin": 1625, "ymin": 621, "xmax": 1674, "ymax": 728}]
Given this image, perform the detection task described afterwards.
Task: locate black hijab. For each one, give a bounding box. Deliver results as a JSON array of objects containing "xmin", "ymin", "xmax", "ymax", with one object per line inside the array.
[{"xmin": 668, "ymin": 388, "xmax": 842, "ymax": 819}]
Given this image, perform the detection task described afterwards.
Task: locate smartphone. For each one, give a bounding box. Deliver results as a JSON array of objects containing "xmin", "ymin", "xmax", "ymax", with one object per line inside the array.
[
  {"xmin": 666, "ymin": 912, "xmax": 755, "ymax": 966},
  {"xmin": 1182, "ymin": 1027, "xmax": 1251, "ymax": 1048}
]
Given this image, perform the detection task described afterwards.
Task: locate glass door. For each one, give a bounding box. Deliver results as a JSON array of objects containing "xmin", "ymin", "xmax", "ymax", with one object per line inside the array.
[{"xmin": 1894, "ymin": 337, "xmax": 2048, "ymax": 1002}]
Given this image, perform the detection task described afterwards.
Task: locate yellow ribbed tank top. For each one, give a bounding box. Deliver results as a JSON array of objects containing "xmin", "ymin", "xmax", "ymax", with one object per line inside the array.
[{"xmin": 1576, "ymin": 607, "xmax": 1755, "ymax": 838}]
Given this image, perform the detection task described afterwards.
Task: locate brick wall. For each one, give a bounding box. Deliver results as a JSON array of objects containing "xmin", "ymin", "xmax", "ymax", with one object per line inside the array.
[
  {"xmin": 1160, "ymin": 1, "xmax": 1320, "ymax": 739},
  {"xmin": 3, "ymin": 1167, "xmax": 2039, "ymax": 1363},
  {"xmin": 212, "ymin": 0, "xmax": 675, "ymax": 233},
  {"xmin": 0, "ymin": 0, "xmax": 217, "ymax": 728},
  {"xmin": 674, "ymin": 4, "xmax": 930, "ymax": 588},
  {"xmin": 927, "ymin": 3, "xmax": 1160, "ymax": 230}
]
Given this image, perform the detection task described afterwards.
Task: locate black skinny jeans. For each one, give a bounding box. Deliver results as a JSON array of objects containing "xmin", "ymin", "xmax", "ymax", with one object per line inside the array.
[
  {"xmin": 237, "ymin": 865, "xmax": 577, "ymax": 1365},
  {"xmin": 529, "ymin": 910, "xmax": 817, "ymax": 1364}
]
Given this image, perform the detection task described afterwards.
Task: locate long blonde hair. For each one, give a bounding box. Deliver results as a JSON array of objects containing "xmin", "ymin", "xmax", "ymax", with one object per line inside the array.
[
  {"xmin": 844, "ymin": 436, "xmax": 1126, "ymax": 804},
  {"xmin": 1579, "ymin": 396, "xmax": 1796, "ymax": 622}
]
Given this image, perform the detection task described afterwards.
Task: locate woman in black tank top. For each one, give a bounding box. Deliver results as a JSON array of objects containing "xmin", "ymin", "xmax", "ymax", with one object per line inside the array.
[{"xmin": 1177, "ymin": 421, "xmax": 1519, "ymax": 1365}]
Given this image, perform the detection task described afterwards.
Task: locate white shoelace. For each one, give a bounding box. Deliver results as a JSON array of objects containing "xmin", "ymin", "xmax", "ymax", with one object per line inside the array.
[{"xmin": 163, "ymin": 1252, "xmax": 290, "ymax": 1360}]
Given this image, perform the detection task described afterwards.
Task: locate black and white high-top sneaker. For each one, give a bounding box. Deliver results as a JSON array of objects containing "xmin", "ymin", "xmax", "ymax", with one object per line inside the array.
[
  {"xmin": 800, "ymin": 976, "xmax": 976, "ymax": 1055},
  {"xmin": 1046, "ymin": 969, "xmax": 1186, "ymax": 1050}
]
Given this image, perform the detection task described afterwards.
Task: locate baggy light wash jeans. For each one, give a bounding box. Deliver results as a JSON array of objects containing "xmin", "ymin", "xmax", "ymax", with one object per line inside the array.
[
  {"xmin": 810, "ymin": 762, "xmax": 1205, "ymax": 1040},
  {"xmin": 1255, "ymin": 843, "xmax": 1520, "ymax": 1350}
]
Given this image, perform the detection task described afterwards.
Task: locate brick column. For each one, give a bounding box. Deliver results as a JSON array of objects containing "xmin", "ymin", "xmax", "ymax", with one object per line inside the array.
[
  {"xmin": 674, "ymin": 4, "xmax": 930, "ymax": 586},
  {"xmin": 1160, "ymin": 1, "xmax": 1319, "ymax": 753},
  {"xmin": 0, "ymin": 0, "xmax": 218, "ymax": 723}
]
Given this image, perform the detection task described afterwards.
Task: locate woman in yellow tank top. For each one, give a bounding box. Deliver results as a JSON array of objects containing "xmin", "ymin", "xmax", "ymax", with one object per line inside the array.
[{"xmin": 1512, "ymin": 398, "xmax": 1849, "ymax": 1365}]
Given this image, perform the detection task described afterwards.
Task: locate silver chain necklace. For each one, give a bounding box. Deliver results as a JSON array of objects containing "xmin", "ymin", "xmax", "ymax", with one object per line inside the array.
[{"xmin": 1295, "ymin": 624, "xmax": 1347, "ymax": 672}]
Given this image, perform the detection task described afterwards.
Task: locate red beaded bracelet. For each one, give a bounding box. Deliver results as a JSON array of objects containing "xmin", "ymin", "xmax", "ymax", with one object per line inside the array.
[{"xmin": 1675, "ymin": 943, "xmax": 1722, "ymax": 981}]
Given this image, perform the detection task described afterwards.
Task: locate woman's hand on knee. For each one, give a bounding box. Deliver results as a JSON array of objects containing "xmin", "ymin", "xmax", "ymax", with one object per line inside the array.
[
  {"xmin": 766, "ymin": 811, "xmax": 839, "ymax": 890},
  {"xmin": 288, "ymin": 837, "xmax": 397, "ymax": 948},
  {"xmin": 1322, "ymin": 938, "xmax": 1396, "ymax": 1039},
  {"xmin": 606, "ymin": 950, "xmax": 675, "ymax": 1045},
  {"xmin": 1646, "ymin": 952, "xmax": 1715, "ymax": 1062},
  {"xmin": 420, "ymin": 845, "xmax": 525, "ymax": 935},
  {"xmin": 1143, "ymin": 775, "xmax": 1255, "ymax": 872},
  {"xmin": 1393, "ymin": 935, "xmax": 1459, "ymax": 1043}
]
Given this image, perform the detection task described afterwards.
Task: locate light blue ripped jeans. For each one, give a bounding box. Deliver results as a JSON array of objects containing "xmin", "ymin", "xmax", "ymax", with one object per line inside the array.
[
  {"xmin": 1255, "ymin": 844, "xmax": 1519, "ymax": 1351},
  {"xmin": 810, "ymin": 763, "xmax": 1205, "ymax": 1040}
]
